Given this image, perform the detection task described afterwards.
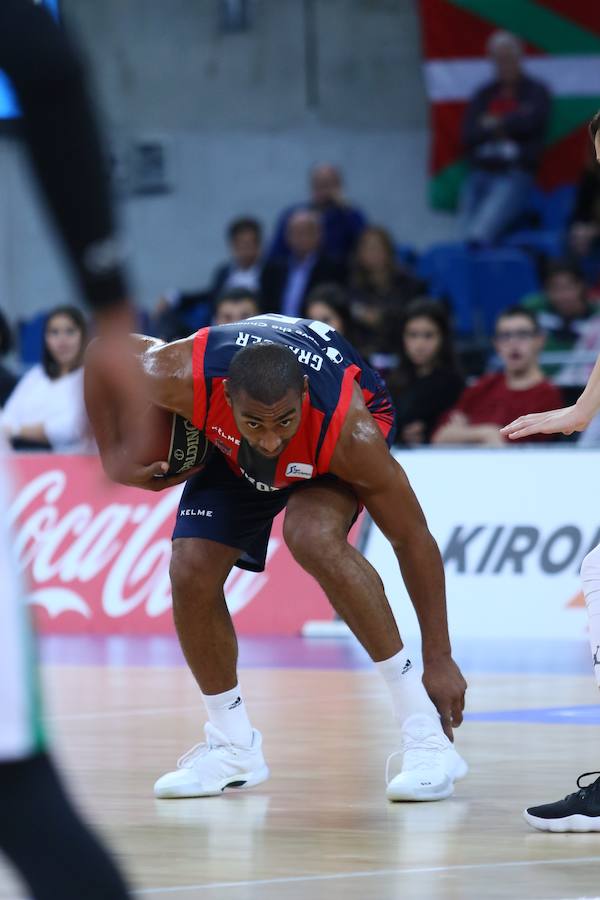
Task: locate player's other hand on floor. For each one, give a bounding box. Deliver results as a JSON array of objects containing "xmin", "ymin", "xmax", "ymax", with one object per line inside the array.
[
  {"xmin": 422, "ymin": 654, "xmax": 467, "ymax": 741},
  {"xmin": 501, "ymin": 404, "xmax": 590, "ymax": 441}
]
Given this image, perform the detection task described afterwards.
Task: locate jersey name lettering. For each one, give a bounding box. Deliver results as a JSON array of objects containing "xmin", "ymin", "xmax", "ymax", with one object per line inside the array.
[{"xmin": 234, "ymin": 331, "xmax": 323, "ymax": 371}]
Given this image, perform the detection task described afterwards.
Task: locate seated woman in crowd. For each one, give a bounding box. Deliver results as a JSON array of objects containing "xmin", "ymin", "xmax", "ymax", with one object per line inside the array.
[
  {"xmin": 348, "ymin": 225, "xmax": 425, "ymax": 355},
  {"xmin": 304, "ymin": 282, "xmax": 354, "ymax": 337},
  {"xmin": 386, "ymin": 299, "xmax": 464, "ymax": 447},
  {"xmin": 1, "ymin": 305, "xmax": 91, "ymax": 452}
]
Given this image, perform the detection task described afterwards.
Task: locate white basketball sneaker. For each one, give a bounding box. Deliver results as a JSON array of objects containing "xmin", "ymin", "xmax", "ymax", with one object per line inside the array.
[
  {"xmin": 153, "ymin": 723, "xmax": 270, "ymax": 799},
  {"xmin": 386, "ymin": 713, "xmax": 468, "ymax": 802}
]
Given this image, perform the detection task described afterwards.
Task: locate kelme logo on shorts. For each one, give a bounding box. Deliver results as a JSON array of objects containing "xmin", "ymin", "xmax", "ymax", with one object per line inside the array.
[{"xmin": 285, "ymin": 462, "xmax": 314, "ymax": 479}]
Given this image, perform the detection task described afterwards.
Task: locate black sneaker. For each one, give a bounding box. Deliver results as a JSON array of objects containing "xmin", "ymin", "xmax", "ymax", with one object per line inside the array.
[{"xmin": 524, "ymin": 772, "xmax": 600, "ymax": 832}]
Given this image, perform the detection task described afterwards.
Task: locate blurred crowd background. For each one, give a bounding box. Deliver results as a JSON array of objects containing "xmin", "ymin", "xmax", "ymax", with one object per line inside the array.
[{"xmin": 2, "ymin": 0, "xmax": 600, "ymax": 452}]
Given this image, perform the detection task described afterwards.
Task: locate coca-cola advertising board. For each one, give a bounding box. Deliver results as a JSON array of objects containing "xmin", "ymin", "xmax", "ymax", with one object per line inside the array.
[{"xmin": 10, "ymin": 455, "xmax": 336, "ymax": 635}]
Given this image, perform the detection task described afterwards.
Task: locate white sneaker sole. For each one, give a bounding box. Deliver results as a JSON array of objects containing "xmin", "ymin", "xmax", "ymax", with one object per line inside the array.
[
  {"xmin": 154, "ymin": 764, "xmax": 270, "ymax": 799},
  {"xmin": 387, "ymin": 774, "xmax": 454, "ymax": 802},
  {"xmin": 523, "ymin": 810, "xmax": 600, "ymax": 833}
]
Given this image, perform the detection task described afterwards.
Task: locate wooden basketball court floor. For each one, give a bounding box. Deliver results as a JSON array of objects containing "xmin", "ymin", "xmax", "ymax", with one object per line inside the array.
[{"xmin": 1, "ymin": 636, "xmax": 599, "ymax": 900}]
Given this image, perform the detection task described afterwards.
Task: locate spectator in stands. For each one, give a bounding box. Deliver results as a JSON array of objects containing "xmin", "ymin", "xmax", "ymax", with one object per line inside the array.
[
  {"xmin": 432, "ymin": 307, "xmax": 562, "ymax": 446},
  {"xmin": 568, "ymin": 142, "xmax": 600, "ymax": 263},
  {"xmin": 213, "ymin": 288, "xmax": 261, "ymax": 325},
  {"xmin": 269, "ymin": 163, "xmax": 367, "ymax": 264},
  {"xmin": 349, "ymin": 226, "xmax": 425, "ymax": 355},
  {"xmin": 1, "ymin": 305, "xmax": 90, "ymax": 452},
  {"xmin": 203, "ymin": 216, "xmax": 286, "ymax": 311},
  {"xmin": 461, "ymin": 30, "xmax": 551, "ymax": 244},
  {"xmin": 154, "ymin": 217, "xmax": 282, "ymax": 340},
  {"xmin": 387, "ymin": 299, "xmax": 464, "ymax": 447},
  {"xmin": 304, "ymin": 282, "xmax": 354, "ymax": 337},
  {"xmin": 0, "ymin": 309, "xmax": 17, "ymax": 406},
  {"xmin": 521, "ymin": 261, "xmax": 600, "ymax": 375},
  {"xmin": 275, "ymin": 208, "xmax": 345, "ymax": 318}
]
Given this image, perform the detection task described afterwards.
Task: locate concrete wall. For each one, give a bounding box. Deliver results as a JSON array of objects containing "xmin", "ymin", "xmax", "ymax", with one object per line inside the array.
[{"xmin": 0, "ymin": 0, "xmax": 458, "ymax": 321}]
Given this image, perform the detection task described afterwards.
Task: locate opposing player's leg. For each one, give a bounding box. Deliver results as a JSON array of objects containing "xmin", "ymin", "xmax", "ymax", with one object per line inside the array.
[
  {"xmin": 0, "ymin": 466, "xmax": 131, "ymax": 898},
  {"xmin": 154, "ymin": 454, "xmax": 287, "ymax": 798},
  {"xmin": 524, "ymin": 543, "xmax": 600, "ymax": 831},
  {"xmin": 283, "ymin": 478, "xmax": 467, "ymax": 802},
  {"xmin": 0, "ymin": 754, "xmax": 131, "ymax": 899}
]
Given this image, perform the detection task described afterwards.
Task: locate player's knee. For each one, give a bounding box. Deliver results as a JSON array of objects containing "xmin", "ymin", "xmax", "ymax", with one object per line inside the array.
[
  {"xmin": 169, "ymin": 541, "xmax": 213, "ymax": 599},
  {"xmin": 283, "ymin": 515, "xmax": 345, "ymax": 573},
  {"xmin": 581, "ymin": 543, "xmax": 600, "ymax": 581}
]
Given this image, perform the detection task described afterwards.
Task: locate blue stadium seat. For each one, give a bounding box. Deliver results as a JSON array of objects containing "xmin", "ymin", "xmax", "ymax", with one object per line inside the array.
[
  {"xmin": 539, "ymin": 184, "xmax": 576, "ymax": 231},
  {"xmin": 395, "ymin": 242, "xmax": 419, "ymax": 270},
  {"xmin": 417, "ymin": 243, "xmax": 474, "ymax": 335},
  {"xmin": 503, "ymin": 229, "xmax": 564, "ymax": 259},
  {"xmin": 580, "ymin": 255, "xmax": 600, "ymax": 286},
  {"xmin": 470, "ymin": 248, "xmax": 539, "ymax": 335},
  {"xmin": 17, "ymin": 311, "xmax": 48, "ymax": 366},
  {"xmin": 417, "ymin": 244, "xmax": 539, "ymax": 336},
  {"xmin": 520, "ymin": 184, "xmax": 576, "ymax": 233}
]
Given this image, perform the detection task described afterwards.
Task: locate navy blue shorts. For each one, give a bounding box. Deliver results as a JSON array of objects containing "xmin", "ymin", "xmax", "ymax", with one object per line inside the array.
[
  {"xmin": 173, "ymin": 451, "xmax": 296, "ymax": 572},
  {"xmin": 173, "ymin": 404, "xmax": 396, "ymax": 572}
]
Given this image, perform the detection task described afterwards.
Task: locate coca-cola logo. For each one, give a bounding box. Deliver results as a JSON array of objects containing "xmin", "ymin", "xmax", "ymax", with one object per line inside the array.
[{"xmin": 10, "ymin": 466, "xmax": 271, "ymax": 622}]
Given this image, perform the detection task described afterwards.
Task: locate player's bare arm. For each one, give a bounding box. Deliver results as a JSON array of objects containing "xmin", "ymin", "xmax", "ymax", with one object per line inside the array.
[
  {"xmin": 502, "ymin": 350, "xmax": 600, "ymax": 440},
  {"xmin": 84, "ymin": 334, "xmax": 196, "ymax": 491},
  {"xmin": 330, "ymin": 385, "xmax": 467, "ymax": 737}
]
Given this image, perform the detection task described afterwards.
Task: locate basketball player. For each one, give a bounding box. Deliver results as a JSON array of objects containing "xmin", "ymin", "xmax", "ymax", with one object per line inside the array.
[
  {"xmin": 500, "ymin": 112, "xmax": 600, "ymax": 833},
  {"xmin": 86, "ymin": 315, "xmax": 469, "ymax": 802},
  {"xmin": 0, "ymin": 1, "xmax": 133, "ymax": 894}
]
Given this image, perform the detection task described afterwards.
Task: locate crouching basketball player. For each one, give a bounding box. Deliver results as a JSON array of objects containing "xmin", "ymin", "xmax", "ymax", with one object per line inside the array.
[{"xmin": 86, "ymin": 314, "xmax": 468, "ymax": 802}]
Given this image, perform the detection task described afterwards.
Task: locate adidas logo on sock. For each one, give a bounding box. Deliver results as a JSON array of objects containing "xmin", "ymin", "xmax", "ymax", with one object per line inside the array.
[
  {"xmin": 228, "ymin": 696, "xmax": 242, "ymax": 710},
  {"xmin": 401, "ymin": 659, "xmax": 412, "ymax": 675}
]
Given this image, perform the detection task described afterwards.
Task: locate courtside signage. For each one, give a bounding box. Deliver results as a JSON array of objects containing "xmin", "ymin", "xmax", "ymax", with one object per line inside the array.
[
  {"xmin": 10, "ymin": 456, "xmax": 336, "ymax": 635},
  {"xmin": 363, "ymin": 449, "xmax": 594, "ymax": 641}
]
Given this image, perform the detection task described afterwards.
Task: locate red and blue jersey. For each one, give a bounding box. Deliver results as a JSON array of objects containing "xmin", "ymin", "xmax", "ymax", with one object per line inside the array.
[{"xmin": 191, "ymin": 314, "xmax": 395, "ymax": 492}]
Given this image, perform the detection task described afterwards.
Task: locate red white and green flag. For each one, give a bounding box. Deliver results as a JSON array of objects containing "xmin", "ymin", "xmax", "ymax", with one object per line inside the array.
[{"xmin": 418, "ymin": 0, "xmax": 600, "ymax": 209}]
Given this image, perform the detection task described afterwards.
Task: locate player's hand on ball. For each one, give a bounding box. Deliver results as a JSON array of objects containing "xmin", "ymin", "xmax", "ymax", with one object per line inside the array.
[
  {"xmin": 422, "ymin": 654, "xmax": 467, "ymax": 741},
  {"xmin": 110, "ymin": 459, "xmax": 200, "ymax": 492},
  {"xmin": 501, "ymin": 405, "xmax": 589, "ymax": 440}
]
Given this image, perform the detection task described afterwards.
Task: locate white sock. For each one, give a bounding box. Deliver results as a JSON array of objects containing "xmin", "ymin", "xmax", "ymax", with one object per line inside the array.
[
  {"xmin": 581, "ymin": 543, "xmax": 600, "ymax": 688},
  {"xmin": 202, "ymin": 684, "xmax": 254, "ymax": 747},
  {"xmin": 375, "ymin": 648, "xmax": 442, "ymax": 729}
]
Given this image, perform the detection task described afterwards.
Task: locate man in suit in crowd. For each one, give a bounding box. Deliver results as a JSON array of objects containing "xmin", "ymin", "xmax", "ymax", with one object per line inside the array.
[
  {"xmin": 274, "ymin": 208, "xmax": 346, "ymax": 318},
  {"xmin": 269, "ymin": 163, "xmax": 367, "ymax": 265},
  {"xmin": 154, "ymin": 217, "xmax": 283, "ymax": 338}
]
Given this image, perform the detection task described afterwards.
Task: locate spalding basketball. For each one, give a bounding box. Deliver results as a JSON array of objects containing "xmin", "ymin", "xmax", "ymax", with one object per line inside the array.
[{"xmin": 136, "ymin": 405, "xmax": 210, "ymax": 477}]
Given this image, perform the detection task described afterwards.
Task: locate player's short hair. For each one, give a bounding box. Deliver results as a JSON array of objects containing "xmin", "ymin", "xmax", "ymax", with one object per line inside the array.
[
  {"xmin": 495, "ymin": 306, "xmax": 540, "ymax": 333},
  {"xmin": 227, "ymin": 343, "xmax": 304, "ymax": 405},
  {"xmin": 589, "ymin": 110, "xmax": 600, "ymax": 141}
]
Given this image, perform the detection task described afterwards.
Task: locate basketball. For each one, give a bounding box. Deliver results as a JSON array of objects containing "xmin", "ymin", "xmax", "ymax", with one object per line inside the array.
[{"xmin": 135, "ymin": 405, "xmax": 210, "ymax": 477}]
